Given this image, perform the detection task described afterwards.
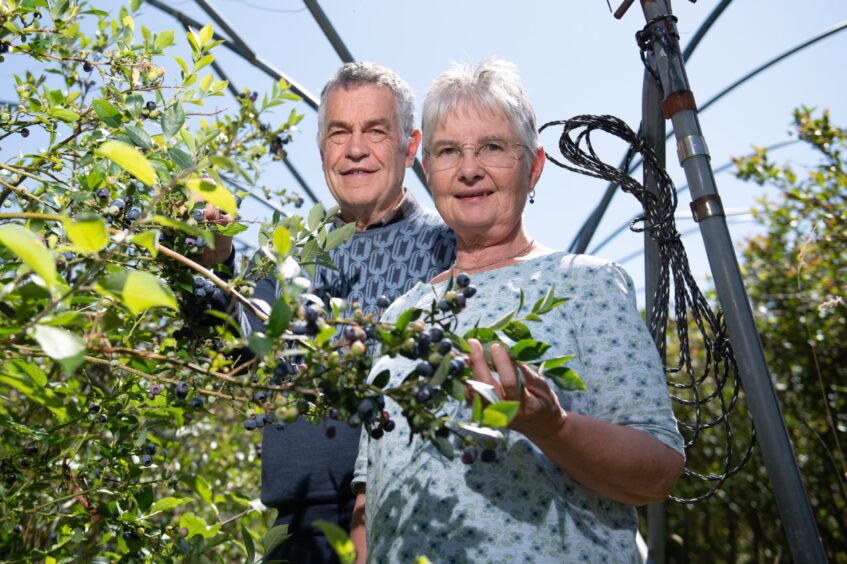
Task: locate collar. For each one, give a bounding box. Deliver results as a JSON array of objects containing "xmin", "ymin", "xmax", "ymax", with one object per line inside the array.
[{"xmin": 335, "ymin": 189, "xmax": 419, "ymax": 231}]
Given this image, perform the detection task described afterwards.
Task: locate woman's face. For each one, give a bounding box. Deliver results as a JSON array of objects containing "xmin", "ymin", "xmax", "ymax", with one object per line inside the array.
[{"xmin": 425, "ymin": 104, "xmax": 543, "ymax": 246}]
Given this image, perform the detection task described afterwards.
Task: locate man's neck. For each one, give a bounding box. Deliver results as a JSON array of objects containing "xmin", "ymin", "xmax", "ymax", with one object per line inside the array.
[{"xmin": 341, "ymin": 190, "xmax": 410, "ymax": 231}]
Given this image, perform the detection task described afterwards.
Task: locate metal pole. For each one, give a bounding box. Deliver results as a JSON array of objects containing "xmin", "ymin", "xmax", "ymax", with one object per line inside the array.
[
  {"xmin": 642, "ymin": 68, "xmax": 667, "ymax": 564},
  {"xmin": 637, "ymin": 1, "xmax": 826, "ymax": 561}
]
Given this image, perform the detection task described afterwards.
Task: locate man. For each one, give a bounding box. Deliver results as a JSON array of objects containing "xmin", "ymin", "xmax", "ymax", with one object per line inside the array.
[{"xmin": 207, "ymin": 62, "xmax": 455, "ymax": 562}]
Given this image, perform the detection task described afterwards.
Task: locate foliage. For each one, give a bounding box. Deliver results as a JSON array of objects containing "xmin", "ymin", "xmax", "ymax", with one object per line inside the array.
[
  {"xmin": 0, "ymin": 2, "xmax": 578, "ymax": 561},
  {"xmin": 665, "ymin": 108, "xmax": 847, "ymax": 563}
]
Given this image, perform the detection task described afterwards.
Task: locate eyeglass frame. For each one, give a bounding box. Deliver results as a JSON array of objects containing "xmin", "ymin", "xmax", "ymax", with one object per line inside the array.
[{"xmin": 424, "ymin": 139, "xmax": 532, "ymax": 171}]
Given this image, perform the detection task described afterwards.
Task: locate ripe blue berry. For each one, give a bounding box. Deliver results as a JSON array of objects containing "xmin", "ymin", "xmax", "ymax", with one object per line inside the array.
[
  {"xmin": 185, "ymin": 237, "xmax": 196, "ymax": 248},
  {"xmin": 456, "ymin": 273, "xmax": 470, "ymax": 288},
  {"xmin": 83, "ymin": 62, "xmax": 94, "ymax": 72},
  {"xmin": 455, "ymin": 294, "xmax": 466, "ymax": 308},
  {"xmin": 175, "ymin": 381, "xmax": 189, "ymax": 399},
  {"xmin": 461, "ymin": 446, "xmax": 478, "ymax": 465},
  {"xmin": 95, "ymin": 188, "xmax": 110, "ymax": 199},
  {"xmin": 88, "ymin": 403, "xmax": 100, "ymax": 414},
  {"xmin": 383, "ymin": 419, "xmax": 396, "ymax": 432},
  {"xmin": 140, "ymin": 454, "xmax": 153, "ymax": 466},
  {"xmin": 190, "ymin": 396, "xmax": 204, "ymax": 409},
  {"xmin": 149, "ymin": 383, "xmax": 162, "ymax": 396},
  {"xmin": 438, "ymin": 299, "xmax": 451, "ymax": 312},
  {"xmin": 111, "ymin": 198, "xmax": 125, "ymax": 210},
  {"xmin": 415, "ymin": 362, "xmax": 434, "ymax": 377},
  {"xmin": 243, "ymin": 418, "xmax": 257, "ymax": 431},
  {"xmin": 20, "ymin": 127, "xmax": 30, "ymax": 138},
  {"xmin": 146, "ymin": 101, "xmax": 156, "ymax": 111},
  {"xmin": 428, "ymin": 327, "xmax": 444, "ymax": 343},
  {"xmin": 463, "ymin": 286, "xmax": 477, "ymax": 298},
  {"xmin": 126, "ymin": 207, "xmax": 141, "ymax": 220},
  {"xmin": 415, "ymin": 384, "xmax": 433, "ymax": 404},
  {"xmin": 439, "ymin": 340, "xmax": 452, "ymax": 355},
  {"xmin": 144, "ymin": 443, "xmax": 157, "ymax": 456},
  {"xmin": 304, "ymin": 305, "xmax": 320, "ymax": 322},
  {"xmin": 193, "ymin": 276, "xmax": 205, "ymax": 288},
  {"xmin": 291, "ymin": 321, "xmax": 308, "ymax": 335},
  {"xmin": 370, "ymin": 427, "xmax": 384, "ymax": 440},
  {"xmin": 193, "ymin": 208, "xmax": 205, "ymax": 222},
  {"xmin": 193, "ymin": 287, "xmax": 206, "ymax": 299},
  {"xmin": 376, "ymin": 295, "xmax": 391, "ymax": 309}
]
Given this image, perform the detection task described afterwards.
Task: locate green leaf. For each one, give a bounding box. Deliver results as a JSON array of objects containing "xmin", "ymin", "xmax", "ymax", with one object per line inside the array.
[
  {"xmin": 167, "ymin": 147, "xmax": 194, "ymax": 170},
  {"xmin": 92, "ymin": 99, "xmax": 122, "ymax": 127},
  {"xmin": 262, "ymin": 524, "xmax": 290, "ymax": 556},
  {"xmin": 486, "ymin": 309, "xmax": 515, "ymax": 331},
  {"xmin": 241, "ymin": 523, "xmax": 256, "ymax": 564},
  {"xmin": 371, "ymin": 369, "xmax": 390, "ymax": 389},
  {"xmin": 307, "ymin": 202, "xmax": 325, "ymax": 231},
  {"xmin": 433, "ymin": 435, "xmax": 454, "ymax": 459},
  {"xmin": 64, "ymin": 216, "xmax": 109, "ymax": 253},
  {"xmin": 247, "ymin": 333, "xmax": 273, "ymax": 358},
  {"xmin": 197, "ymin": 23, "xmax": 213, "ymax": 46},
  {"xmin": 272, "ymin": 226, "xmax": 292, "ymax": 256},
  {"xmin": 146, "ymin": 496, "xmax": 193, "ymax": 517},
  {"xmin": 47, "ymin": 107, "xmax": 80, "ymax": 122},
  {"xmin": 502, "ymin": 320, "xmax": 532, "ymax": 342},
  {"xmin": 0, "ymin": 224, "xmax": 58, "ymax": 286},
  {"xmin": 161, "ymin": 102, "xmax": 186, "ymax": 138},
  {"xmin": 10, "ymin": 359, "xmax": 47, "ymax": 387},
  {"xmin": 96, "ymin": 140, "xmax": 157, "ymax": 186},
  {"xmin": 511, "ymin": 339, "xmax": 551, "ymax": 361},
  {"xmin": 186, "ymin": 177, "xmax": 236, "ymax": 216},
  {"xmin": 463, "ymin": 326, "xmax": 498, "ymax": 342},
  {"xmin": 155, "ymin": 30, "xmax": 175, "ymax": 50},
  {"xmin": 312, "ymin": 520, "xmax": 356, "ymax": 564},
  {"xmin": 216, "ymin": 222, "xmax": 247, "ymax": 237},
  {"xmin": 131, "ymin": 230, "xmax": 160, "ymax": 257},
  {"xmin": 123, "ymin": 124, "xmax": 152, "ymax": 150},
  {"xmin": 393, "ymin": 308, "xmax": 422, "ymax": 335},
  {"xmin": 532, "ymin": 285, "xmax": 569, "ymax": 316},
  {"xmin": 125, "ymin": 94, "xmax": 144, "ymax": 118},
  {"xmin": 472, "ymin": 394, "xmax": 483, "ymax": 423},
  {"xmin": 266, "ymin": 299, "xmax": 291, "ymax": 339},
  {"xmin": 430, "ymin": 354, "xmax": 451, "ymax": 387},
  {"xmin": 30, "ymin": 325, "xmax": 86, "ymax": 374},
  {"xmin": 179, "ymin": 512, "xmax": 220, "ymax": 539},
  {"xmin": 324, "ymin": 222, "xmax": 355, "ymax": 252},
  {"xmin": 95, "ymin": 270, "xmax": 178, "ymax": 314},
  {"xmin": 482, "ymin": 401, "xmax": 520, "ymax": 428}
]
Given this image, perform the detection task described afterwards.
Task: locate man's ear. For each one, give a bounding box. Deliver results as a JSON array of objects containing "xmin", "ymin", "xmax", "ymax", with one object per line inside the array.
[{"xmin": 405, "ymin": 129, "xmax": 422, "ymax": 167}]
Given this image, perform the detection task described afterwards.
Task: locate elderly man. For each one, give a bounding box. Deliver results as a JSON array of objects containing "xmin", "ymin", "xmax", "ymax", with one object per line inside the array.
[{"xmin": 208, "ymin": 62, "xmax": 455, "ymax": 562}]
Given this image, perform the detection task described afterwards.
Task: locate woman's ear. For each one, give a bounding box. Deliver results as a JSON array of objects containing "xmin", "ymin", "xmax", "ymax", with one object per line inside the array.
[{"xmin": 529, "ymin": 146, "xmax": 545, "ymax": 190}]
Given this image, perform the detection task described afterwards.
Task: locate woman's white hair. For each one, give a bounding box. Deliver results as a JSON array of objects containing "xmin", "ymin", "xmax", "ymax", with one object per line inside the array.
[
  {"xmin": 317, "ymin": 62, "xmax": 416, "ymax": 146},
  {"xmin": 422, "ymin": 59, "xmax": 540, "ymax": 154}
]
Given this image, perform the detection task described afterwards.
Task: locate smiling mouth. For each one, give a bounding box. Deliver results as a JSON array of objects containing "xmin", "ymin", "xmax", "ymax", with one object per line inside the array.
[
  {"xmin": 342, "ymin": 169, "xmax": 376, "ymax": 176},
  {"xmin": 456, "ymin": 190, "xmax": 493, "ymax": 200}
]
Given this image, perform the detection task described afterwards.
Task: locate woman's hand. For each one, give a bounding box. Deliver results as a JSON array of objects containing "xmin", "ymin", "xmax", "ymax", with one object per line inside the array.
[{"xmin": 466, "ymin": 338, "xmax": 567, "ymax": 441}]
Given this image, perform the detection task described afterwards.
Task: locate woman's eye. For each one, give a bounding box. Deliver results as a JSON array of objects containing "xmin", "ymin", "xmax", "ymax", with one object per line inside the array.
[
  {"xmin": 482, "ymin": 142, "xmax": 505, "ymax": 153},
  {"xmin": 437, "ymin": 146, "xmax": 459, "ymax": 158}
]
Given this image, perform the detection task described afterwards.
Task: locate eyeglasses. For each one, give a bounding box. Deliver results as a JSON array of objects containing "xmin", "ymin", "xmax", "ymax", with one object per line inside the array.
[
  {"xmin": 425, "ymin": 140, "xmax": 529, "ymax": 171},
  {"xmin": 324, "ymin": 129, "xmax": 389, "ymax": 146}
]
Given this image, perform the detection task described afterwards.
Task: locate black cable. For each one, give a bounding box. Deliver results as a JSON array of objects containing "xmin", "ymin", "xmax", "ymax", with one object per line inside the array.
[{"xmin": 541, "ymin": 114, "xmax": 756, "ymax": 503}]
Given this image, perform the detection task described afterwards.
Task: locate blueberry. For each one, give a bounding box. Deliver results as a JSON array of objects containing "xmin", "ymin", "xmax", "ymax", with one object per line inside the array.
[
  {"xmin": 13, "ymin": 524, "xmax": 22, "ymax": 534},
  {"xmin": 254, "ymin": 391, "xmax": 267, "ymax": 403},
  {"xmin": 98, "ymin": 414, "xmax": 108, "ymax": 423},
  {"xmin": 415, "ymin": 362, "xmax": 434, "ymax": 377},
  {"xmin": 190, "ymin": 396, "xmax": 204, "ymax": 409},
  {"xmin": 370, "ymin": 427, "xmax": 384, "ymax": 440},
  {"xmin": 88, "ymin": 402, "xmax": 100, "ymax": 414},
  {"xmin": 456, "ymin": 273, "xmax": 470, "ymax": 288},
  {"xmin": 343, "ymin": 326, "xmax": 359, "ymax": 342},
  {"xmin": 126, "ymin": 207, "xmax": 141, "ymax": 220},
  {"xmin": 294, "ymin": 197, "xmax": 304, "ymax": 208},
  {"xmin": 144, "ymin": 443, "xmax": 157, "ymax": 456},
  {"xmin": 290, "ymin": 321, "xmax": 308, "ymax": 335},
  {"xmin": 357, "ymin": 398, "xmax": 377, "ymax": 422},
  {"xmin": 255, "ymin": 414, "xmax": 266, "ymax": 427},
  {"xmin": 111, "ymin": 198, "xmax": 125, "ymax": 210},
  {"xmin": 438, "ymin": 299, "xmax": 451, "ymax": 312},
  {"xmin": 329, "ymin": 408, "xmax": 339, "ymax": 419},
  {"xmin": 95, "ymin": 188, "xmax": 110, "ymax": 199},
  {"xmin": 83, "ymin": 61, "xmax": 94, "ymax": 72},
  {"xmin": 149, "ymin": 383, "xmax": 162, "ymax": 396},
  {"xmin": 304, "ymin": 305, "xmax": 320, "ymax": 322},
  {"xmin": 439, "ymin": 340, "xmax": 452, "ymax": 355},
  {"xmin": 450, "ymin": 358, "xmax": 466, "ymax": 376},
  {"xmin": 140, "ymin": 454, "xmax": 153, "ymax": 466},
  {"xmin": 455, "ymin": 294, "xmax": 466, "ymax": 308},
  {"xmin": 435, "ymin": 426, "xmax": 450, "ymax": 438},
  {"xmin": 194, "ymin": 237, "xmax": 205, "ymax": 248},
  {"xmin": 415, "ymin": 384, "xmax": 433, "ymax": 404},
  {"xmin": 481, "ymin": 449, "xmax": 497, "ymax": 463},
  {"xmin": 243, "ymin": 418, "xmax": 257, "ymax": 431},
  {"xmin": 463, "ymin": 286, "xmax": 477, "ymax": 298},
  {"xmin": 20, "ymin": 127, "xmax": 30, "ymax": 138},
  {"xmin": 193, "ymin": 276, "xmax": 205, "ymax": 288},
  {"xmin": 146, "ymin": 101, "xmax": 156, "ymax": 111},
  {"xmin": 185, "ymin": 237, "xmax": 196, "ymax": 248},
  {"xmin": 461, "ymin": 446, "xmax": 478, "ymax": 465},
  {"xmin": 428, "ymin": 327, "xmax": 444, "ymax": 343},
  {"xmin": 383, "ymin": 419, "xmax": 396, "ymax": 432},
  {"xmin": 193, "ymin": 208, "xmax": 205, "ymax": 222},
  {"xmin": 193, "ymin": 287, "xmax": 206, "ymax": 299},
  {"xmin": 376, "ymin": 295, "xmax": 391, "ymax": 309},
  {"xmin": 274, "ymin": 361, "xmax": 292, "ymax": 380},
  {"xmin": 175, "ymin": 381, "xmax": 189, "ymax": 399}
]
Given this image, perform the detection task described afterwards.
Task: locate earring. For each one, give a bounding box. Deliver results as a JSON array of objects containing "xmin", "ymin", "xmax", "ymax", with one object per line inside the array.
[{"xmin": 528, "ymin": 189, "xmax": 536, "ymax": 204}]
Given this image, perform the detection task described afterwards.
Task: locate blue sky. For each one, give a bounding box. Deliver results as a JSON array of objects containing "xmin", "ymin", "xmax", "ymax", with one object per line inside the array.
[{"xmin": 3, "ymin": 0, "xmax": 846, "ymax": 302}]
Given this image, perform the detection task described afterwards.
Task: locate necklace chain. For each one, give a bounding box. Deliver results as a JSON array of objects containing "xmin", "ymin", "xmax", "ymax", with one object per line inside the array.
[{"xmin": 453, "ymin": 239, "xmax": 535, "ymax": 273}]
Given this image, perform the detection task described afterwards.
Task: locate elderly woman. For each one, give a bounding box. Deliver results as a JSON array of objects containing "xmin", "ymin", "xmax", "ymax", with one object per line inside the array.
[{"xmin": 351, "ymin": 60, "xmax": 685, "ymax": 563}]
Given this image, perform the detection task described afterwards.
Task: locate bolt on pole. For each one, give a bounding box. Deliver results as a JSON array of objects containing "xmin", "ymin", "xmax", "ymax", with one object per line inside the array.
[{"xmin": 635, "ymin": 1, "xmax": 826, "ymax": 561}]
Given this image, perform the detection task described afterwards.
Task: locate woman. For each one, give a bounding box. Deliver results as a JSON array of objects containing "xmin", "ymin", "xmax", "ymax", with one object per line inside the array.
[{"xmin": 351, "ymin": 60, "xmax": 684, "ymax": 563}]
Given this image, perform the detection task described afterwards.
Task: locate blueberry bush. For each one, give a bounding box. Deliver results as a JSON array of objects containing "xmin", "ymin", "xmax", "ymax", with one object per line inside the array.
[{"xmin": 0, "ymin": 2, "xmax": 579, "ymax": 561}]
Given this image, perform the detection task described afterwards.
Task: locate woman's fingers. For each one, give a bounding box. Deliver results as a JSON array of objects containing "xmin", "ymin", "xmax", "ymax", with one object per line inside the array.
[
  {"xmin": 489, "ymin": 343, "xmax": 522, "ymax": 401},
  {"xmin": 467, "ymin": 339, "xmax": 504, "ymax": 398}
]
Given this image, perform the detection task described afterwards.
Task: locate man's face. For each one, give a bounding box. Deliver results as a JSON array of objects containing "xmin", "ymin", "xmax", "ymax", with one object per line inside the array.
[{"xmin": 320, "ymin": 85, "xmax": 420, "ymax": 227}]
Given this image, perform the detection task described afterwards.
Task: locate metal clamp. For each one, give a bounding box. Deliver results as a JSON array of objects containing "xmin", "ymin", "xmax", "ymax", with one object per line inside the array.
[
  {"xmin": 689, "ymin": 194, "xmax": 724, "ymax": 223},
  {"xmin": 677, "ymin": 134, "xmax": 710, "ymax": 165}
]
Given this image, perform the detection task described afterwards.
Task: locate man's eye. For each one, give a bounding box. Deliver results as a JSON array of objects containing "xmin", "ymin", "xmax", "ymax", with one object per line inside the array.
[
  {"xmin": 329, "ymin": 130, "xmax": 350, "ymax": 142},
  {"xmin": 366, "ymin": 129, "xmax": 387, "ymax": 142}
]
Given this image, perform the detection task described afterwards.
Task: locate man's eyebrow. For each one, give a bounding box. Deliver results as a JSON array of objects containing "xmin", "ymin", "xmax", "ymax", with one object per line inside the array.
[{"xmin": 326, "ymin": 118, "xmax": 393, "ymax": 130}]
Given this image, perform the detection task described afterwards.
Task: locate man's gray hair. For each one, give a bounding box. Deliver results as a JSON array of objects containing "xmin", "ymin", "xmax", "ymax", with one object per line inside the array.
[
  {"xmin": 422, "ymin": 59, "xmax": 540, "ymax": 154},
  {"xmin": 317, "ymin": 62, "xmax": 416, "ymax": 145}
]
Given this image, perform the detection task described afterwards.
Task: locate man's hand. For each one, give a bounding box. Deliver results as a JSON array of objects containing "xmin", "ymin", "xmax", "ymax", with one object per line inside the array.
[{"xmin": 196, "ymin": 202, "xmax": 234, "ymax": 266}]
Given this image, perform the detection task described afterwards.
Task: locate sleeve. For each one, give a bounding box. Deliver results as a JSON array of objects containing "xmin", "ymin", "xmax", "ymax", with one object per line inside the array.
[
  {"xmin": 570, "ymin": 262, "xmax": 685, "ymax": 455},
  {"xmin": 351, "ymin": 425, "xmax": 370, "ymax": 492}
]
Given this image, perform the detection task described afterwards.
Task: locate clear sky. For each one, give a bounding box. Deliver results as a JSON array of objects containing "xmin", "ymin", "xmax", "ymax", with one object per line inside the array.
[{"xmin": 3, "ymin": 0, "xmax": 846, "ymax": 302}]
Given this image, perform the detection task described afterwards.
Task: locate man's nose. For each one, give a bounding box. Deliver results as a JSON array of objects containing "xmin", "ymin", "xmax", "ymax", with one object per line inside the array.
[{"xmin": 345, "ymin": 131, "xmax": 370, "ymax": 159}]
